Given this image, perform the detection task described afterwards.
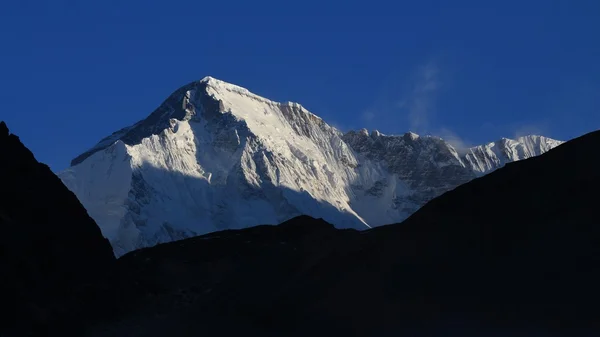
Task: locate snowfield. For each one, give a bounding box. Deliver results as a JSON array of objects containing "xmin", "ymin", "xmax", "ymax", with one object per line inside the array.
[{"xmin": 59, "ymin": 76, "xmax": 564, "ymax": 256}]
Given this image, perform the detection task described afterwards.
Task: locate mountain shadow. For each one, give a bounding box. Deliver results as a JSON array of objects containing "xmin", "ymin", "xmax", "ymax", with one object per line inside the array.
[{"xmin": 100, "ymin": 159, "xmax": 368, "ymax": 256}]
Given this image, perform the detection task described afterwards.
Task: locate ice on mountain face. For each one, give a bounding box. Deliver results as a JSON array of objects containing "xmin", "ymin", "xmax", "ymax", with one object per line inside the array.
[
  {"xmin": 59, "ymin": 77, "xmax": 563, "ymax": 256},
  {"xmin": 61, "ymin": 77, "xmax": 368, "ymax": 256},
  {"xmin": 463, "ymin": 135, "xmax": 564, "ymax": 175}
]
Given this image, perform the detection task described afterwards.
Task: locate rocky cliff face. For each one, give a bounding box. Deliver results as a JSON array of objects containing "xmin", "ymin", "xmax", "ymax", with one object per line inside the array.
[
  {"xmin": 59, "ymin": 77, "xmax": 563, "ymax": 255},
  {"xmin": 0, "ymin": 121, "xmax": 115, "ymax": 336}
]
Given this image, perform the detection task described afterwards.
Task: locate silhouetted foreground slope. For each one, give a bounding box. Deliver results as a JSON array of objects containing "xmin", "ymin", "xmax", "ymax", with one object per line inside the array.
[
  {"xmin": 1, "ymin": 120, "xmax": 599, "ymax": 337},
  {"xmin": 93, "ymin": 130, "xmax": 600, "ymax": 337},
  {"xmin": 0, "ymin": 122, "xmax": 115, "ymax": 336},
  {"xmin": 364, "ymin": 126, "xmax": 600, "ymax": 332}
]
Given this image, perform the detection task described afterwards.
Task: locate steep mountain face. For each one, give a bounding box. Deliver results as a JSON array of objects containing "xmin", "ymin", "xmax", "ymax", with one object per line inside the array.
[
  {"xmin": 60, "ymin": 77, "xmax": 367, "ymax": 256},
  {"xmin": 85, "ymin": 129, "xmax": 599, "ymax": 337},
  {"xmin": 59, "ymin": 77, "xmax": 563, "ymax": 255},
  {"xmin": 343, "ymin": 130, "xmax": 563, "ymax": 223},
  {"xmin": 342, "ymin": 129, "xmax": 476, "ymax": 223},
  {"xmin": 464, "ymin": 135, "xmax": 563, "ymax": 175},
  {"xmin": 0, "ymin": 122, "xmax": 115, "ymax": 337}
]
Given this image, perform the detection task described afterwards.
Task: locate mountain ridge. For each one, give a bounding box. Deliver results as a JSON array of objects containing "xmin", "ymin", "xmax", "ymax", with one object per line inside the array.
[{"xmin": 59, "ymin": 77, "xmax": 564, "ymax": 255}]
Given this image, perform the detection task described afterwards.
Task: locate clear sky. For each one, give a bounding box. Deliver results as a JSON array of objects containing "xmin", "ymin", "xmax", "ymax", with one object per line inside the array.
[{"xmin": 1, "ymin": 0, "xmax": 598, "ymax": 171}]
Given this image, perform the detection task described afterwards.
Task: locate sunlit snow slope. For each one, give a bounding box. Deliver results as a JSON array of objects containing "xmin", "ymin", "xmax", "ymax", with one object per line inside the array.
[{"xmin": 59, "ymin": 77, "xmax": 563, "ymax": 256}]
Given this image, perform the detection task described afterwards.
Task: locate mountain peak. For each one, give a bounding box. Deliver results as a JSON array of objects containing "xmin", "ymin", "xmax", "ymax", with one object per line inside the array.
[
  {"xmin": 199, "ymin": 75, "xmax": 240, "ymax": 89},
  {"xmin": 199, "ymin": 75, "xmax": 216, "ymax": 83},
  {"xmin": 61, "ymin": 78, "xmax": 564, "ymax": 255},
  {"xmin": 464, "ymin": 134, "xmax": 564, "ymax": 175},
  {"xmin": 405, "ymin": 131, "xmax": 420, "ymax": 140}
]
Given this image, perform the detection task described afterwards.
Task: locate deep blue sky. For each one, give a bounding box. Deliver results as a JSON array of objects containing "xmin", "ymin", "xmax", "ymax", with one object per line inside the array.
[{"xmin": 1, "ymin": 0, "xmax": 598, "ymax": 171}]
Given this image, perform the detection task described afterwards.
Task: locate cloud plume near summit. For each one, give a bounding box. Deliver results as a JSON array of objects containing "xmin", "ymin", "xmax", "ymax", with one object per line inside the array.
[{"xmin": 401, "ymin": 60, "xmax": 440, "ymax": 133}]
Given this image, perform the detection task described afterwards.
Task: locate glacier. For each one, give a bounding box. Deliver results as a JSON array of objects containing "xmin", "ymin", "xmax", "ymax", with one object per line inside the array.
[{"xmin": 59, "ymin": 76, "xmax": 564, "ymax": 256}]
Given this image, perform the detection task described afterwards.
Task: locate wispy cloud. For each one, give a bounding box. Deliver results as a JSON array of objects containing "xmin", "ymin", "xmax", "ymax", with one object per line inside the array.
[
  {"xmin": 513, "ymin": 123, "xmax": 549, "ymax": 139},
  {"xmin": 360, "ymin": 58, "xmax": 475, "ymax": 148},
  {"xmin": 399, "ymin": 61, "xmax": 478, "ymax": 149},
  {"xmin": 437, "ymin": 127, "xmax": 472, "ymax": 152},
  {"xmin": 361, "ymin": 110, "xmax": 376, "ymax": 122},
  {"xmin": 400, "ymin": 61, "xmax": 441, "ymax": 133},
  {"xmin": 359, "ymin": 59, "xmax": 442, "ymax": 134},
  {"xmin": 359, "ymin": 57, "xmax": 560, "ymax": 148},
  {"xmin": 329, "ymin": 121, "xmax": 351, "ymax": 133}
]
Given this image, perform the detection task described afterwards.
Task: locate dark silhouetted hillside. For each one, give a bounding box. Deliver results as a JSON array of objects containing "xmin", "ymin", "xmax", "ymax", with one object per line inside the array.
[
  {"xmin": 89, "ymin": 130, "xmax": 600, "ymax": 337},
  {"xmin": 0, "ymin": 121, "xmax": 115, "ymax": 336},
  {"xmin": 1, "ymin": 120, "xmax": 598, "ymax": 337}
]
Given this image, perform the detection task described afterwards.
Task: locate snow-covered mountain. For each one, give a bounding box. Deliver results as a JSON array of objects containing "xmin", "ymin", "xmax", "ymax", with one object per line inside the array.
[
  {"xmin": 464, "ymin": 136, "xmax": 563, "ymax": 175},
  {"xmin": 59, "ymin": 77, "xmax": 563, "ymax": 256}
]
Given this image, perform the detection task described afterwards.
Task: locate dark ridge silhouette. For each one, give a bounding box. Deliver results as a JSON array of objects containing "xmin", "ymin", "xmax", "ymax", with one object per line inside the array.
[
  {"xmin": 1, "ymin": 120, "xmax": 599, "ymax": 336},
  {"xmin": 91, "ymin": 130, "xmax": 599, "ymax": 337},
  {"xmin": 0, "ymin": 121, "xmax": 115, "ymax": 336}
]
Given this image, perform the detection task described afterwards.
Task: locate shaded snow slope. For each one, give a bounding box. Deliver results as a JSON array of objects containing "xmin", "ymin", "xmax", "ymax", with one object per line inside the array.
[{"xmin": 59, "ymin": 76, "xmax": 563, "ymax": 255}]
